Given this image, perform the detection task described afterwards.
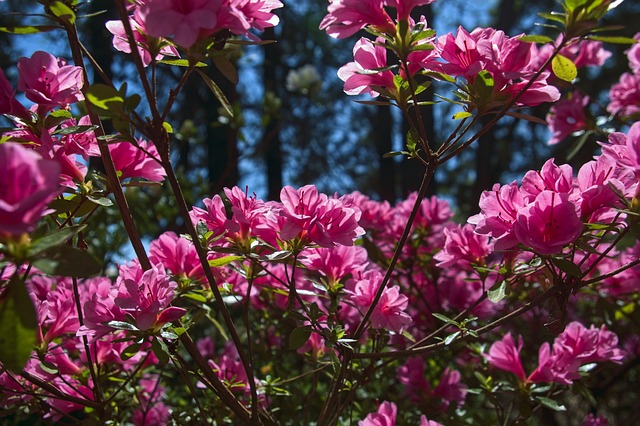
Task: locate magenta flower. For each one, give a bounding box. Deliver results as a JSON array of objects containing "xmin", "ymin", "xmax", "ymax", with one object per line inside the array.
[
  {"xmin": 140, "ymin": 0, "xmax": 222, "ymax": 47},
  {"xmin": 485, "ymin": 332, "xmax": 527, "ymax": 381},
  {"xmin": 150, "ymin": 231, "xmax": 200, "ymax": 278},
  {"xmin": 469, "ymin": 181, "xmax": 528, "ymax": 251},
  {"xmin": 320, "ymin": 0, "xmax": 396, "ymax": 39},
  {"xmin": 434, "ymin": 368, "xmax": 467, "ymax": 409},
  {"xmin": 547, "ymin": 91, "xmax": 590, "ymax": 145},
  {"xmin": 114, "ymin": 265, "xmax": 186, "ymax": 331},
  {"xmin": 190, "ymin": 194, "xmax": 239, "ymax": 241},
  {"xmin": 17, "ymin": 51, "xmax": 84, "ymax": 113},
  {"xmin": 359, "ymin": 401, "xmax": 397, "ymax": 426},
  {"xmin": 218, "ymin": 0, "xmax": 283, "ymax": 38},
  {"xmin": 437, "ymin": 27, "xmax": 485, "ymax": 79},
  {"xmin": 389, "ymin": 0, "xmax": 437, "ymax": 21},
  {"xmin": 338, "ymin": 37, "xmax": 396, "ymax": 97},
  {"xmin": 607, "ymin": 72, "xmax": 640, "ymax": 118},
  {"xmin": 278, "ymin": 185, "xmax": 364, "ymax": 247},
  {"xmin": 106, "ymin": 9, "xmax": 180, "ymax": 66},
  {"xmin": 0, "ymin": 143, "xmax": 61, "ymax": 237},
  {"xmin": 434, "ymin": 223, "xmax": 490, "ymax": 268},
  {"xmin": 0, "ymin": 69, "xmax": 30, "ymax": 119},
  {"xmin": 109, "ymin": 138, "xmax": 166, "ymax": 182},
  {"xmin": 521, "ymin": 158, "xmax": 574, "ymax": 197},
  {"xmin": 349, "ymin": 270, "xmax": 412, "ymax": 332},
  {"xmin": 514, "ymin": 190, "xmax": 583, "ymax": 255},
  {"xmin": 626, "ymin": 33, "xmax": 640, "ymax": 74},
  {"xmin": 576, "ymin": 156, "xmax": 624, "ymax": 220}
]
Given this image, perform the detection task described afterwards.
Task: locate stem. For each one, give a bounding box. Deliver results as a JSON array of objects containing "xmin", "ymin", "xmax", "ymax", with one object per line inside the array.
[
  {"xmin": 352, "ymin": 162, "xmax": 436, "ymax": 339},
  {"xmin": 163, "ymin": 163, "xmax": 260, "ymax": 423},
  {"xmin": 71, "ymin": 276, "xmax": 102, "ymax": 404},
  {"xmin": 63, "ymin": 20, "xmax": 151, "ymax": 269}
]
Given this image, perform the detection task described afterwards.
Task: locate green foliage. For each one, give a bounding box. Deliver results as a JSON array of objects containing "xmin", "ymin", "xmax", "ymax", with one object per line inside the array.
[{"xmin": 0, "ymin": 276, "xmax": 38, "ymax": 373}]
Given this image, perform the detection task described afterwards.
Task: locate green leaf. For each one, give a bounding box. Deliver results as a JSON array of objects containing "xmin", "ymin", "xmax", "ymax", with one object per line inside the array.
[
  {"xmin": 29, "ymin": 224, "xmax": 86, "ymax": 256},
  {"xmin": 158, "ymin": 59, "xmax": 207, "ymax": 68},
  {"xmin": 49, "ymin": 1, "xmax": 76, "ymax": 24},
  {"xmin": 432, "ymin": 313, "xmax": 460, "ymax": 327},
  {"xmin": 196, "ymin": 69, "xmax": 234, "ymax": 118},
  {"xmin": 452, "ymin": 111, "xmax": 473, "ymax": 120},
  {"xmin": 487, "ymin": 280, "xmax": 508, "ymax": 303},
  {"xmin": 106, "ymin": 320, "xmax": 139, "ymax": 331},
  {"xmin": 382, "ymin": 151, "xmax": 409, "ymax": 158},
  {"xmin": 208, "ymin": 255, "xmax": 243, "ymax": 267},
  {"xmin": 120, "ymin": 342, "xmax": 142, "ymax": 361},
  {"xmin": 0, "ymin": 276, "xmax": 38, "ymax": 372},
  {"xmin": 86, "ymin": 195, "xmax": 114, "ymax": 207},
  {"xmin": 588, "ymin": 35, "xmax": 637, "ymax": 44},
  {"xmin": 288, "ymin": 326, "xmax": 312, "ymax": 350},
  {"xmin": 212, "ymin": 55, "xmax": 239, "ymax": 85},
  {"xmin": 151, "ymin": 337, "xmax": 170, "ymax": 365},
  {"xmin": 551, "ymin": 257, "xmax": 583, "ymax": 278},
  {"xmin": 552, "ymin": 54, "xmax": 577, "ymax": 82},
  {"xmin": 519, "ymin": 35, "xmax": 555, "ymax": 43},
  {"xmin": 537, "ymin": 12, "xmax": 567, "ymax": 24},
  {"xmin": 0, "ymin": 25, "xmax": 59, "ymax": 34},
  {"xmin": 162, "ymin": 122, "xmax": 173, "ymax": 134},
  {"xmin": 535, "ymin": 396, "xmax": 566, "ymax": 411},
  {"xmin": 33, "ymin": 245, "xmax": 101, "ymax": 278},
  {"xmin": 444, "ymin": 331, "xmax": 461, "ymax": 345},
  {"xmin": 86, "ymin": 84, "xmax": 124, "ymax": 112},
  {"xmin": 51, "ymin": 125, "xmax": 97, "ymax": 136}
]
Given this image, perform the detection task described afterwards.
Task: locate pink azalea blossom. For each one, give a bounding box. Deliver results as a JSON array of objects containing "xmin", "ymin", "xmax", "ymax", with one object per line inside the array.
[
  {"xmin": 17, "ymin": 51, "xmax": 84, "ymax": 113},
  {"xmin": 547, "ymin": 91, "xmax": 590, "ymax": 145},
  {"xmin": 359, "ymin": 401, "xmax": 397, "ymax": 426},
  {"xmin": 434, "ymin": 368, "xmax": 467, "ymax": 409},
  {"xmin": 140, "ymin": 0, "xmax": 222, "ymax": 47},
  {"xmin": 521, "ymin": 158, "xmax": 574, "ymax": 197},
  {"xmin": 514, "ymin": 190, "xmax": 583, "ymax": 255},
  {"xmin": 132, "ymin": 376, "xmax": 171, "ymax": 426},
  {"xmin": 434, "ymin": 223, "xmax": 490, "ymax": 268},
  {"xmin": 389, "ymin": 0, "xmax": 437, "ymax": 21},
  {"xmin": 320, "ymin": 0, "xmax": 396, "ymax": 39},
  {"xmin": 149, "ymin": 231, "xmax": 200, "ymax": 278},
  {"xmin": 469, "ymin": 181, "xmax": 528, "ymax": 251},
  {"xmin": 583, "ymin": 414, "xmax": 609, "ymax": 426},
  {"xmin": 0, "ymin": 143, "xmax": 61, "ymax": 237},
  {"xmin": 625, "ymin": 33, "xmax": 640, "ymax": 73},
  {"xmin": 338, "ymin": 37, "xmax": 396, "ymax": 97},
  {"xmin": 348, "ymin": 270, "xmax": 412, "ymax": 332},
  {"xmin": 114, "ymin": 264, "xmax": 186, "ymax": 331},
  {"xmin": 0, "ymin": 69, "xmax": 30, "ymax": 118},
  {"xmin": 278, "ymin": 185, "xmax": 364, "ymax": 247},
  {"xmin": 575, "ymin": 156, "xmax": 624, "ymax": 220},
  {"xmin": 218, "ymin": 0, "xmax": 283, "ymax": 39},
  {"xmin": 397, "ymin": 357, "xmax": 430, "ymax": 404},
  {"xmin": 106, "ymin": 8, "xmax": 180, "ymax": 66},
  {"xmin": 485, "ymin": 332, "xmax": 527, "ymax": 381},
  {"xmin": 61, "ymin": 115, "xmax": 101, "ymax": 159},
  {"xmin": 607, "ymin": 72, "xmax": 640, "ymax": 118},
  {"xmin": 109, "ymin": 138, "xmax": 166, "ymax": 182},
  {"xmin": 302, "ymin": 245, "xmax": 369, "ymax": 285}
]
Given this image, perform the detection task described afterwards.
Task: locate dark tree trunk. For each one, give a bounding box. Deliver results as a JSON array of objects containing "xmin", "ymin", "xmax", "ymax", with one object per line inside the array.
[{"xmin": 262, "ymin": 27, "xmax": 283, "ymax": 201}]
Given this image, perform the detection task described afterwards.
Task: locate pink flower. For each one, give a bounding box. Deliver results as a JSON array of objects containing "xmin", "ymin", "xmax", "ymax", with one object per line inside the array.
[
  {"xmin": 17, "ymin": 51, "xmax": 84, "ymax": 113},
  {"xmin": 469, "ymin": 181, "xmax": 527, "ymax": 251},
  {"xmin": 626, "ymin": 33, "xmax": 640, "ymax": 74},
  {"xmin": 320, "ymin": 0, "xmax": 396, "ymax": 39},
  {"xmin": 437, "ymin": 27, "xmax": 485, "ymax": 78},
  {"xmin": 338, "ymin": 37, "xmax": 396, "ymax": 97},
  {"xmin": 140, "ymin": 0, "xmax": 222, "ymax": 47},
  {"xmin": 278, "ymin": 185, "xmax": 364, "ymax": 247},
  {"xmin": 218, "ymin": 0, "xmax": 283, "ymax": 39},
  {"xmin": 583, "ymin": 414, "xmax": 609, "ymax": 426},
  {"xmin": 106, "ymin": 9, "xmax": 180, "ymax": 66},
  {"xmin": 61, "ymin": 115, "xmax": 101, "ymax": 159},
  {"xmin": 547, "ymin": 91, "xmax": 590, "ymax": 145},
  {"xmin": 0, "ymin": 69, "xmax": 30, "ymax": 119},
  {"xmin": 109, "ymin": 138, "xmax": 166, "ymax": 182},
  {"xmin": 150, "ymin": 231, "xmax": 200, "ymax": 278},
  {"xmin": 302, "ymin": 245, "xmax": 369, "ymax": 284},
  {"xmin": 607, "ymin": 72, "xmax": 640, "ymax": 118},
  {"xmin": 434, "ymin": 223, "xmax": 490, "ymax": 268},
  {"xmin": 359, "ymin": 401, "xmax": 397, "ymax": 426},
  {"xmin": 114, "ymin": 264, "xmax": 186, "ymax": 331},
  {"xmin": 575, "ymin": 156, "xmax": 624, "ymax": 220},
  {"xmin": 434, "ymin": 368, "xmax": 467, "ymax": 408},
  {"xmin": 389, "ymin": 0, "xmax": 437, "ymax": 21},
  {"xmin": 521, "ymin": 158, "xmax": 574, "ymax": 197},
  {"xmin": 485, "ymin": 332, "xmax": 527, "ymax": 381},
  {"xmin": 514, "ymin": 190, "xmax": 583, "ymax": 255},
  {"xmin": 0, "ymin": 143, "xmax": 61, "ymax": 237},
  {"xmin": 190, "ymin": 194, "xmax": 239, "ymax": 240},
  {"xmin": 349, "ymin": 270, "xmax": 412, "ymax": 332}
]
